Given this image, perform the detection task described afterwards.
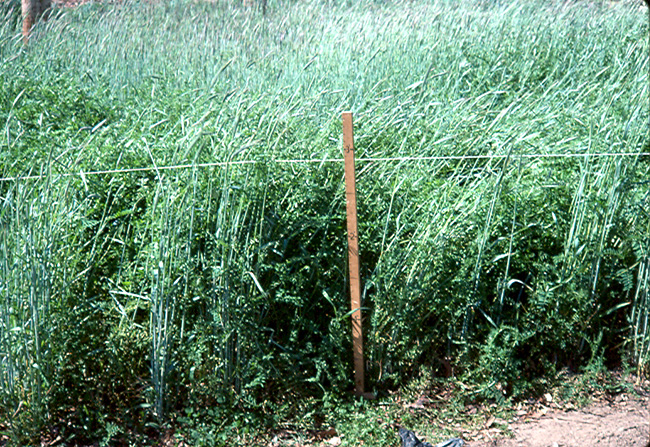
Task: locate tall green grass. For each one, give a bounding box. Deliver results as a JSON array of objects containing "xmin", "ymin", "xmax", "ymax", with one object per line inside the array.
[
  {"xmin": 0, "ymin": 0, "xmax": 648, "ymax": 442},
  {"xmin": 0, "ymin": 166, "xmax": 93, "ymax": 442}
]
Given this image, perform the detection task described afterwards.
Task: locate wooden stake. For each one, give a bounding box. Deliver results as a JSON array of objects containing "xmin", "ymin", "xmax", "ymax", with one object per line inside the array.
[{"xmin": 342, "ymin": 111, "xmax": 364, "ymax": 395}]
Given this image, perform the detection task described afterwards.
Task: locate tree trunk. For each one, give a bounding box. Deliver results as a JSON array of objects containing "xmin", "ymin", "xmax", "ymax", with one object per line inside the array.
[
  {"xmin": 243, "ymin": 0, "xmax": 267, "ymax": 15},
  {"xmin": 21, "ymin": 0, "xmax": 50, "ymax": 44}
]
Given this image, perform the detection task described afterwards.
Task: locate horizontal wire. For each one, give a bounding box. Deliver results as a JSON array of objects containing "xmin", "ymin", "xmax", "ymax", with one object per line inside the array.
[
  {"xmin": 1, "ymin": 152, "xmax": 649, "ymax": 183},
  {"xmin": 358, "ymin": 152, "xmax": 650, "ymax": 162}
]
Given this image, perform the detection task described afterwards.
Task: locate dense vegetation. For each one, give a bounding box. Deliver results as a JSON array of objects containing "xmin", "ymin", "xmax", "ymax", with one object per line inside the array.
[{"xmin": 0, "ymin": 0, "xmax": 648, "ymax": 444}]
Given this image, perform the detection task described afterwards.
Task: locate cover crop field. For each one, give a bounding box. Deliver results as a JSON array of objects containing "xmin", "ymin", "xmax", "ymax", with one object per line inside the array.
[{"xmin": 0, "ymin": 0, "xmax": 649, "ymax": 444}]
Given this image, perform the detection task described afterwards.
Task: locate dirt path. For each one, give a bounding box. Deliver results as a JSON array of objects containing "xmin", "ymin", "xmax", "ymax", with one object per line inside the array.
[{"xmin": 472, "ymin": 393, "xmax": 649, "ymax": 447}]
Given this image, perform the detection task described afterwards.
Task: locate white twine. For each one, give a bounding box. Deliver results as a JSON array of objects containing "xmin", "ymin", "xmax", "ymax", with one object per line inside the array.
[{"xmin": 1, "ymin": 152, "xmax": 649, "ymax": 182}]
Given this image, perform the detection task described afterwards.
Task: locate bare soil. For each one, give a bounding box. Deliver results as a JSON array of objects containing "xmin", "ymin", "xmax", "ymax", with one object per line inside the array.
[
  {"xmin": 471, "ymin": 391, "xmax": 649, "ymax": 447},
  {"xmin": 267, "ymin": 383, "xmax": 650, "ymax": 447}
]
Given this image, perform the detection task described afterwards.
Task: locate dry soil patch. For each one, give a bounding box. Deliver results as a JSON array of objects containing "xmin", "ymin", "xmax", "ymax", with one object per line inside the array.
[{"xmin": 473, "ymin": 393, "xmax": 649, "ymax": 447}]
